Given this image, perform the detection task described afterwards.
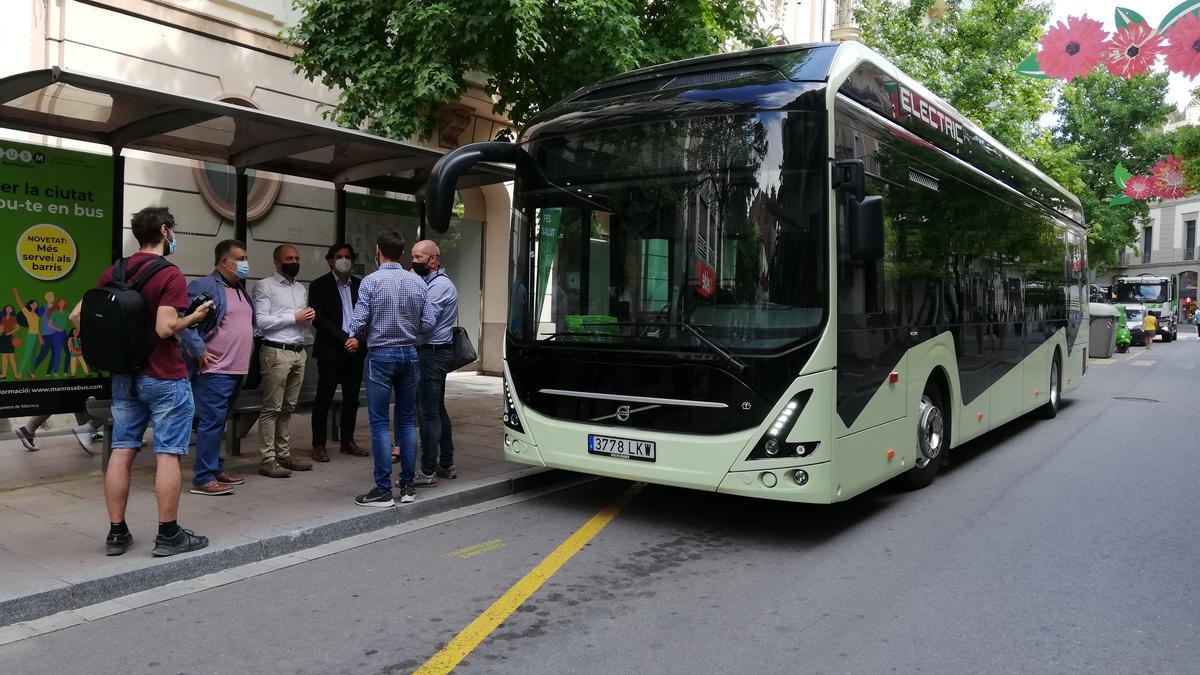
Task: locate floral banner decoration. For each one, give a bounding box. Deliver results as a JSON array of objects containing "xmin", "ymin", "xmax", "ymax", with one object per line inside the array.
[
  {"xmin": 1109, "ymin": 156, "xmax": 1194, "ymax": 205},
  {"xmin": 1018, "ymin": 3, "xmax": 1200, "ymax": 81}
]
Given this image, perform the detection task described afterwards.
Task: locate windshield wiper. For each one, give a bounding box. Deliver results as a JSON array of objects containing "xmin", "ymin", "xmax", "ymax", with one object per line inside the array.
[{"xmin": 590, "ymin": 320, "xmax": 747, "ymax": 373}]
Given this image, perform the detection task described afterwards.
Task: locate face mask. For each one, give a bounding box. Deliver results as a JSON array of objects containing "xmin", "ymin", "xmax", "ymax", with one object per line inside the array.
[
  {"xmin": 235, "ymin": 260, "xmax": 250, "ymax": 279},
  {"xmin": 281, "ymin": 262, "xmax": 300, "ymax": 278},
  {"xmin": 333, "ymin": 258, "xmax": 353, "ymax": 275},
  {"xmin": 411, "ymin": 261, "xmax": 430, "ymax": 277},
  {"xmin": 165, "ymin": 231, "xmax": 177, "ymax": 256}
]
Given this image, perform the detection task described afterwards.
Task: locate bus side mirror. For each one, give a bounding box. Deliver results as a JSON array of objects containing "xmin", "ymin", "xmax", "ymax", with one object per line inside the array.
[
  {"xmin": 426, "ymin": 142, "xmax": 518, "ymax": 234},
  {"xmin": 848, "ymin": 195, "xmax": 885, "ymax": 261}
]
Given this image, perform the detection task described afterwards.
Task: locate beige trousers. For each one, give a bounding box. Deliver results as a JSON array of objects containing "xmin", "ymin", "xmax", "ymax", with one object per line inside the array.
[{"xmin": 258, "ymin": 346, "xmax": 306, "ymax": 463}]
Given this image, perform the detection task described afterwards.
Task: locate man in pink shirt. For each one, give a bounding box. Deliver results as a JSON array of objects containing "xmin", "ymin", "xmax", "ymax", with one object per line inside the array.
[{"xmin": 180, "ymin": 240, "xmax": 256, "ymax": 496}]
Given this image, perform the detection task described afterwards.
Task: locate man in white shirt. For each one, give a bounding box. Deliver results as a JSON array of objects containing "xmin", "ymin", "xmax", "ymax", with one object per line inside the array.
[{"xmin": 252, "ymin": 245, "xmax": 315, "ymax": 478}]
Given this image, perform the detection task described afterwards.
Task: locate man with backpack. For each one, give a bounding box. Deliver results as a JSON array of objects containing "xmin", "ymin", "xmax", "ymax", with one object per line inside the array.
[{"xmin": 76, "ymin": 207, "xmax": 214, "ymax": 557}]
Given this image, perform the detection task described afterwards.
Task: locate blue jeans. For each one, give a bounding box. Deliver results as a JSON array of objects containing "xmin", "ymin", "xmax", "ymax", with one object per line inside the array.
[
  {"xmin": 192, "ymin": 372, "xmax": 241, "ymax": 486},
  {"xmin": 418, "ymin": 346, "xmax": 455, "ymax": 473},
  {"xmin": 366, "ymin": 346, "xmax": 419, "ymax": 490},
  {"xmin": 111, "ymin": 374, "xmax": 194, "ymax": 455}
]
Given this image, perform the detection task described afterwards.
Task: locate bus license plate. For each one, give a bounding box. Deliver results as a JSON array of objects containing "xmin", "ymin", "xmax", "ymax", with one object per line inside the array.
[{"xmin": 588, "ymin": 434, "xmax": 656, "ymax": 462}]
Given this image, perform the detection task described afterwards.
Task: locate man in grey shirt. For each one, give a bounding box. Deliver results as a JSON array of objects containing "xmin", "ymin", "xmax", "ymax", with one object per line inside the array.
[{"xmin": 411, "ymin": 240, "xmax": 459, "ymax": 486}]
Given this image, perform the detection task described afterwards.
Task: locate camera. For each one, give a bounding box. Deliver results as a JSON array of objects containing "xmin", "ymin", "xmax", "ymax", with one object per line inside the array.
[{"xmin": 188, "ymin": 292, "xmax": 217, "ymax": 334}]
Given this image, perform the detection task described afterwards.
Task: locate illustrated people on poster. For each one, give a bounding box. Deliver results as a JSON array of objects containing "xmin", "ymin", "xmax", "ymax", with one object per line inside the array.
[
  {"xmin": 68, "ymin": 327, "xmax": 89, "ymax": 376},
  {"xmin": 12, "ymin": 289, "xmax": 42, "ymax": 380},
  {"xmin": 0, "ymin": 305, "xmax": 20, "ymax": 379},
  {"xmin": 34, "ymin": 297, "xmax": 70, "ymax": 377}
]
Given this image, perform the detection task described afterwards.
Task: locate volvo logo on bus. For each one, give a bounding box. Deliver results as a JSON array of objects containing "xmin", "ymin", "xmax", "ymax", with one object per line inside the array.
[{"xmin": 615, "ymin": 405, "xmax": 631, "ymax": 422}]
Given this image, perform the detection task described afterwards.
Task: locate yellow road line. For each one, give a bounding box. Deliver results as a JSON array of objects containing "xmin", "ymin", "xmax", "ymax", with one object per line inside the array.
[
  {"xmin": 445, "ymin": 539, "xmax": 506, "ymax": 559},
  {"xmin": 415, "ymin": 483, "xmax": 643, "ymax": 674},
  {"xmin": 1131, "ymin": 361, "xmax": 1155, "ymax": 367}
]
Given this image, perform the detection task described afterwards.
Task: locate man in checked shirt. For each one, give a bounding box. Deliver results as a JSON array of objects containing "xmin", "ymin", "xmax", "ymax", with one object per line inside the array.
[{"xmin": 347, "ymin": 231, "xmax": 435, "ymax": 507}]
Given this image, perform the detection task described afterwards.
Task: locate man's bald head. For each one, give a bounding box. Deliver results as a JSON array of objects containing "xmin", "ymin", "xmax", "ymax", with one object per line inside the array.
[{"xmin": 411, "ymin": 240, "xmax": 441, "ymax": 275}]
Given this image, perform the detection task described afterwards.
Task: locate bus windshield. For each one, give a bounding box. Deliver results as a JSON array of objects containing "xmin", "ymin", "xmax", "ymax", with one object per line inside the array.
[
  {"xmin": 1116, "ymin": 282, "xmax": 1168, "ymax": 304},
  {"xmin": 507, "ymin": 112, "xmax": 827, "ymax": 353}
]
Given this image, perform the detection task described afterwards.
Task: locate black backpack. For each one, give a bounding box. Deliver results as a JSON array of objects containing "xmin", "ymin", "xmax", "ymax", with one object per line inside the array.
[{"xmin": 80, "ymin": 256, "xmax": 175, "ymax": 374}]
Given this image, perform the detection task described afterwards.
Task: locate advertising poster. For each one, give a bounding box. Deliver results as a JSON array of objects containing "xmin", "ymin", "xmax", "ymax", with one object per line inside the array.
[
  {"xmin": 345, "ymin": 194, "xmax": 420, "ymax": 275},
  {"xmin": 0, "ymin": 141, "xmax": 113, "ymax": 417}
]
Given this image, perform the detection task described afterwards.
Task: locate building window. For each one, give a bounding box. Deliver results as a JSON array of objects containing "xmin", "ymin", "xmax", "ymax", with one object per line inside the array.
[
  {"xmin": 1143, "ymin": 226, "xmax": 1153, "ymax": 263},
  {"xmin": 1187, "ymin": 220, "xmax": 1196, "ymax": 260}
]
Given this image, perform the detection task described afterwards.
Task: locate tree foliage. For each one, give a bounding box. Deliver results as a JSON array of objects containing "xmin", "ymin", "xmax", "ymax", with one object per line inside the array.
[
  {"xmin": 855, "ymin": 0, "xmax": 1054, "ymax": 150},
  {"xmin": 1052, "ymin": 72, "xmax": 1174, "ymax": 268},
  {"xmin": 284, "ymin": 0, "xmax": 770, "ymax": 141}
]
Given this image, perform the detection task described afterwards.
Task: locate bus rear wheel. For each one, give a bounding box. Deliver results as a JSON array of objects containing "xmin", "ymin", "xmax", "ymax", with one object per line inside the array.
[
  {"xmin": 1035, "ymin": 354, "xmax": 1061, "ymax": 420},
  {"xmin": 896, "ymin": 386, "xmax": 946, "ymax": 491}
]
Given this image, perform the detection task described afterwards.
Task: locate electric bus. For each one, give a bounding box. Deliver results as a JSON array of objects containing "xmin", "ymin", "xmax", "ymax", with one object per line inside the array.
[{"xmin": 426, "ymin": 41, "xmax": 1089, "ymax": 503}]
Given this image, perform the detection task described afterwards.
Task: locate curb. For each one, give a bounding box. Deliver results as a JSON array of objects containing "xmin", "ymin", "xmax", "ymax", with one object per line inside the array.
[{"xmin": 0, "ymin": 467, "xmax": 570, "ymax": 627}]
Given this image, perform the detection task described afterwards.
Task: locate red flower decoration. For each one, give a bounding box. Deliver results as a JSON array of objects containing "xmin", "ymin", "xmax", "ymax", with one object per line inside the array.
[
  {"xmin": 1038, "ymin": 16, "xmax": 1110, "ymax": 80},
  {"xmin": 1106, "ymin": 22, "xmax": 1163, "ymax": 77},
  {"xmin": 1165, "ymin": 12, "xmax": 1200, "ymax": 78},
  {"xmin": 1151, "ymin": 155, "xmax": 1188, "ymax": 199},
  {"xmin": 1124, "ymin": 174, "xmax": 1156, "ymax": 200}
]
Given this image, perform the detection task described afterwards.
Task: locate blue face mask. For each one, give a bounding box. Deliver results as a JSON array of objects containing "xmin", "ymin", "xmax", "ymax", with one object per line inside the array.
[
  {"xmin": 165, "ymin": 231, "xmax": 177, "ymax": 256},
  {"xmin": 235, "ymin": 260, "xmax": 250, "ymax": 279}
]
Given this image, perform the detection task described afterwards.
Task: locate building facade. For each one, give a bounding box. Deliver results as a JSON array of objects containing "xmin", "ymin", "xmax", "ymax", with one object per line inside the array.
[
  {"xmin": 0, "ymin": 0, "xmax": 515, "ymax": 374},
  {"xmin": 1108, "ymin": 194, "xmax": 1200, "ymax": 305}
]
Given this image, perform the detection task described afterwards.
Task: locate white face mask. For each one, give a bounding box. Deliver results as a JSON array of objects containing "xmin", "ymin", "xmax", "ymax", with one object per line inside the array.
[{"xmin": 333, "ymin": 258, "xmax": 352, "ymax": 275}]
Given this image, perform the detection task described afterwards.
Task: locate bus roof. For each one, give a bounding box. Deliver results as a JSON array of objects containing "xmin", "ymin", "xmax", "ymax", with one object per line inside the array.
[{"xmin": 548, "ymin": 42, "xmax": 1083, "ymax": 227}]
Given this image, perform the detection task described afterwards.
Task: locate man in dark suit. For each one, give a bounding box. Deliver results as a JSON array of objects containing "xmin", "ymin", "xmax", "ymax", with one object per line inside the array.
[{"xmin": 309, "ymin": 242, "xmax": 368, "ymax": 462}]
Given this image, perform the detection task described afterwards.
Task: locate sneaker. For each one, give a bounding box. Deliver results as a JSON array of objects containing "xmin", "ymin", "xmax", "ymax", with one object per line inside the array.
[
  {"xmin": 259, "ymin": 461, "xmax": 292, "ymax": 479},
  {"xmin": 215, "ymin": 471, "xmax": 245, "ymax": 485},
  {"xmin": 277, "ymin": 455, "xmax": 313, "ymax": 471},
  {"xmin": 105, "ymin": 531, "xmax": 133, "ymax": 556},
  {"xmin": 399, "ymin": 484, "xmax": 416, "ymax": 504},
  {"xmin": 190, "ymin": 480, "xmax": 234, "ymax": 496},
  {"xmin": 413, "ymin": 470, "xmax": 437, "ymax": 487},
  {"xmin": 16, "ymin": 426, "xmax": 36, "ymax": 451},
  {"xmin": 435, "ymin": 465, "xmax": 457, "ymax": 479},
  {"xmin": 151, "ymin": 528, "xmax": 209, "ymax": 557},
  {"xmin": 355, "ymin": 487, "xmax": 395, "ymax": 508},
  {"xmin": 73, "ymin": 424, "xmax": 97, "ymax": 456}
]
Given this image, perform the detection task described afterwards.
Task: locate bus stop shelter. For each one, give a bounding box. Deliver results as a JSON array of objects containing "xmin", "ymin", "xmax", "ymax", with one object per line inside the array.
[{"xmin": 0, "ymin": 66, "xmax": 513, "ymax": 260}]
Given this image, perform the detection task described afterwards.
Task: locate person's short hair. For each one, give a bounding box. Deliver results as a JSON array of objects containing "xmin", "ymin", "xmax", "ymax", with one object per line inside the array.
[
  {"xmin": 130, "ymin": 207, "xmax": 174, "ymax": 247},
  {"xmin": 325, "ymin": 242, "xmax": 355, "ymax": 260},
  {"xmin": 214, "ymin": 239, "xmax": 247, "ymax": 265},
  {"xmin": 273, "ymin": 244, "xmax": 298, "ymax": 261},
  {"xmin": 376, "ymin": 231, "xmax": 406, "ymax": 261}
]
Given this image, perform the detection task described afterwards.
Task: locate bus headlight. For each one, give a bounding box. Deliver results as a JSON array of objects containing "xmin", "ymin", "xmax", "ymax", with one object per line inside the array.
[
  {"xmin": 503, "ymin": 380, "xmax": 523, "ymax": 433},
  {"xmin": 747, "ymin": 390, "xmax": 818, "ymax": 460}
]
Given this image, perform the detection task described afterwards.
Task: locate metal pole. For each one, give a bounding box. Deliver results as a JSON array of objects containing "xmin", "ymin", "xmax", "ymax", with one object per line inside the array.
[
  {"xmin": 111, "ymin": 148, "xmax": 124, "ymax": 261},
  {"xmin": 234, "ymin": 167, "xmax": 248, "ymax": 242},
  {"xmin": 335, "ymin": 183, "xmax": 346, "ymax": 242}
]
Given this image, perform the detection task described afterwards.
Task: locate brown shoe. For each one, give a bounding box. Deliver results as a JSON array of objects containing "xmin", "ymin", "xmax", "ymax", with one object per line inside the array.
[
  {"xmin": 277, "ymin": 455, "xmax": 313, "ymax": 471},
  {"xmin": 311, "ymin": 445, "xmax": 330, "ymax": 463},
  {"xmin": 215, "ymin": 471, "xmax": 245, "ymax": 485},
  {"xmin": 259, "ymin": 461, "xmax": 292, "ymax": 478},
  {"xmin": 340, "ymin": 441, "xmax": 369, "ymax": 457},
  {"xmin": 190, "ymin": 480, "xmax": 234, "ymax": 496}
]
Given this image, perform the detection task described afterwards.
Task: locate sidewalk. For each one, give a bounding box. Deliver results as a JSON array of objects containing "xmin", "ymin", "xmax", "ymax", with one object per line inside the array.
[{"xmin": 0, "ymin": 375, "xmax": 552, "ymax": 626}]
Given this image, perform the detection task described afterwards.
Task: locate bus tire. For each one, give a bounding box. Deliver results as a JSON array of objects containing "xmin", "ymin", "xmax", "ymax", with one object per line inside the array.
[
  {"xmin": 1035, "ymin": 353, "xmax": 1061, "ymax": 420},
  {"xmin": 896, "ymin": 384, "xmax": 947, "ymax": 491}
]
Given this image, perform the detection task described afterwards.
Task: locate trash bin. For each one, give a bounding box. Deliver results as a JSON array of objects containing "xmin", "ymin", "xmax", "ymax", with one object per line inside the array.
[{"xmin": 1088, "ymin": 303, "xmax": 1120, "ymax": 358}]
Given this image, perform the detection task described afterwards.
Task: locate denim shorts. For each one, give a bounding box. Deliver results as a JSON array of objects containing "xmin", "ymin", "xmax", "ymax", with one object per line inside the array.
[{"xmin": 111, "ymin": 374, "xmax": 195, "ymax": 455}]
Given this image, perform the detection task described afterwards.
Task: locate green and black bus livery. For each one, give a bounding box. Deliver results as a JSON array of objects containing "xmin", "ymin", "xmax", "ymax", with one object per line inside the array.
[{"xmin": 427, "ymin": 41, "xmax": 1088, "ymax": 503}]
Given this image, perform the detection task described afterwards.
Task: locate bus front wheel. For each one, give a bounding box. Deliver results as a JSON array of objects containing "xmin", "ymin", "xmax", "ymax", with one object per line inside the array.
[{"xmin": 897, "ymin": 386, "xmax": 947, "ymax": 491}]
